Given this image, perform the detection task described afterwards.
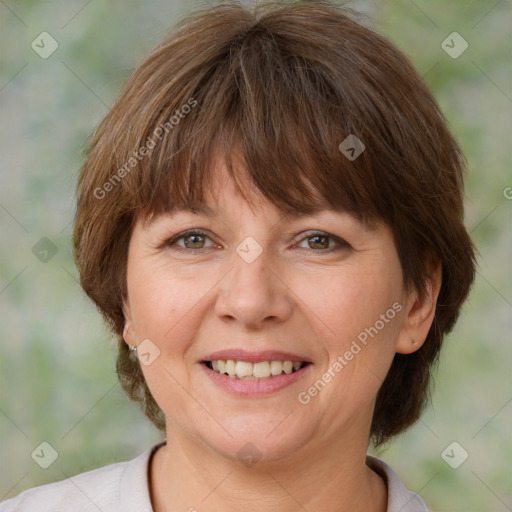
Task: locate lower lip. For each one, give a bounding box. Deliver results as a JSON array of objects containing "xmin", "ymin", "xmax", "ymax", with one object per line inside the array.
[{"xmin": 201, "ymin": 363, "xmax": 312, "ymax": 396}]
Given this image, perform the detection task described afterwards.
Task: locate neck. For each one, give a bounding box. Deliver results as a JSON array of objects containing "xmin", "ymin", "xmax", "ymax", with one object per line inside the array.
[{"xmin": 149, "ymin": 429, "xmax": 387, "ymax": 512}]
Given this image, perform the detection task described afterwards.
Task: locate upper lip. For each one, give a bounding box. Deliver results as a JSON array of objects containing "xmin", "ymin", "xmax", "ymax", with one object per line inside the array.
[{"xmin": 201, "ymin": 349, "xmax": 312, "ymax": 364}]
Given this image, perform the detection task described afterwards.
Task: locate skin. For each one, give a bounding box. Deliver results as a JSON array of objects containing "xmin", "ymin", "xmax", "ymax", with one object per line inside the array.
[{"xmin": 122, "ymin": 161, "xmax": 442, "ymax": 512}]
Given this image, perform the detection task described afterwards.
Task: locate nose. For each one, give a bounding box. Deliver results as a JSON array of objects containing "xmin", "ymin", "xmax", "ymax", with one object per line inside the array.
[{"xmin": 214, "ymin": 243, "xmax": 293, "ymax": 329}]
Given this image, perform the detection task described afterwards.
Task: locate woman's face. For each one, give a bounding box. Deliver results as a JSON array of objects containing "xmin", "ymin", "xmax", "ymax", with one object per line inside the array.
[{"xmin": 123, "ymin": 162, "xmax": 426, "ymax": 465}]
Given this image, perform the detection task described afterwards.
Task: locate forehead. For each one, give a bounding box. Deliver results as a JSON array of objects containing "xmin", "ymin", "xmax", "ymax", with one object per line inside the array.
[
  {"xmin": 150, "ymin": 200, "xmax": 331, "ymax": 220},
  {"xmin": 143, "ymin": 160, "xmax": 338, "ymax": 224},
  {"xmin": 138, "ymin": 150, "xmax": 380, "ymax": 231}
]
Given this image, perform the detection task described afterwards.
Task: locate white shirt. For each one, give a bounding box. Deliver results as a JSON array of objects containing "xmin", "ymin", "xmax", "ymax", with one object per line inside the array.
[{"xmin": 0, "ymin": 442, "xmax": 429, "ymax": 511}]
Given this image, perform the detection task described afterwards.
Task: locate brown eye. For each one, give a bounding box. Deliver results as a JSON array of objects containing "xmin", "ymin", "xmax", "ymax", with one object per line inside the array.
[
  {"xmin": 307, "ymin": 234, "xmax": 330, "ymax": 250},
  {"xmin": 296, "ymin": 232, "xmax": 351, "ymax": 253},
  {"xmin": 167, "ymin": 230, "xmax": 214, "ymax": 251},
  {"xmin": 182, "ymin": 233, "xmax": 206, "ymax": 249}
]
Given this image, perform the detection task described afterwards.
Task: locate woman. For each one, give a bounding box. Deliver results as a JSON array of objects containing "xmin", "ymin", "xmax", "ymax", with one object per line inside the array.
[{"xmin": 1, "ymin": 0, "xmax": 476, "ymax": 510}]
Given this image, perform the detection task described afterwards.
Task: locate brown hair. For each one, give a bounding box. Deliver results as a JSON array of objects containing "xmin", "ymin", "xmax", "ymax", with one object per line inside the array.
[{"xmin": 72, "ymin": 0, "xmax": 476, "ymax": 446}]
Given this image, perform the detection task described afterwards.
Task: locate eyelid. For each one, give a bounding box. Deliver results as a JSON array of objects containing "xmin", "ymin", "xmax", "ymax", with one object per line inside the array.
[
  {"xmin": 293, "ymin": 230, "xmax": 352, "ymax": 250},
  {"xmin": 165, "ymin": 229, "xmax": 218, "ymax": 250},
  {"xmin": 165, "ymin": 228, "xmax": 351, "ymax": 253}
]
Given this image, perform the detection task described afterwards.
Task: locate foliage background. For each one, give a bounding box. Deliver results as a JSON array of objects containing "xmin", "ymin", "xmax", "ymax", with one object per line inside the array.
[{"xmin": 1, "ymin": 1, "xmax": 511, "ymax": 511}]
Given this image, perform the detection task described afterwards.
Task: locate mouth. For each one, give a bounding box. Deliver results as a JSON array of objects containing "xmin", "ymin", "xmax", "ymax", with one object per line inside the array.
[
  {"xmin": 203, "ymin": 359, "xmax": 311, "ymax": 379},
  {"xmin": 200, "ymin": 349, "xmax": 313, "ymax": 395}
]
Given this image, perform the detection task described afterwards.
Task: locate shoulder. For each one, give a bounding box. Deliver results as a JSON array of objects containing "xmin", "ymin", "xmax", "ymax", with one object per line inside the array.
[
  {"xmin": 366, "ymin": 455, "xmax": 430, "ymax": 512},
  {"xmin": 0, "ymin": 444, "xmax": 160, "ymax": 512},
  {"xmin": 0, "ymin": 461, "xmax": 127, "ymax": 512}
]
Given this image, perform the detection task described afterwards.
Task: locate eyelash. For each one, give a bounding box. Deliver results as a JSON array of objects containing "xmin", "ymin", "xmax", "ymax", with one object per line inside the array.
[{"xmin": 165, "ymin": 229, "xmax": 351, "ymax": 254}]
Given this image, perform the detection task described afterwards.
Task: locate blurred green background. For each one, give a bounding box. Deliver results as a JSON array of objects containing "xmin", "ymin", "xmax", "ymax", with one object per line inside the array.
[{"xmin": 0, "ymin": 1, "xmax": 511, "ymax": 511}]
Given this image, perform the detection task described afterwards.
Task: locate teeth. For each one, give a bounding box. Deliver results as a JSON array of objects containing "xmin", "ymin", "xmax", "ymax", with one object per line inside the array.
[
  {"xmin": 225, "ymin": 359, "xmax": 236, "ymax": 376},
  {"xmin": 270, "ymin": 360, "xmax": 283, "ymax": 376},
  {"xmin": 235, "ymin": 361, "xmax": 253, "ymax": 378},
  {"xmin": 253, "ymin": 361, "xmax": 270, "ymax": 378},
  {"xmin": 208, "ymin": 359, "xmax": 305, "ymax": 379}
]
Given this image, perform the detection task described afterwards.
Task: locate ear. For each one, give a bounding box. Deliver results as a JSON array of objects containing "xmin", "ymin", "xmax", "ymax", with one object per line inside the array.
[
  {"xmin": 396, "ymin": 261, "xmax": 442, "ymax": 354},
  {"xmin": 121, "ymin": 297, "xmax": 136, "ymax": 346}
]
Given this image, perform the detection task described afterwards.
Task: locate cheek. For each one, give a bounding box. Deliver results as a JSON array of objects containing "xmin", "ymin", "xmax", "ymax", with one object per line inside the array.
[
  {"xmin": 303, "ymin": 262, "xmax": 402, "ymax": 345},
  {"xmin": 125, "ymin": 263, "xmax": 211, "ymax": 412},
  {"xmin": 302, "ymin": 260, "xmax": 403, "ymax": 392},
  {"xmin": 127, "ymin": 261, "xmax": 199, "ymax": 336}
]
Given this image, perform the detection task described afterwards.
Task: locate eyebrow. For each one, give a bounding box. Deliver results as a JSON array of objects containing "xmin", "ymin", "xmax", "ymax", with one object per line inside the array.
[
  {"xmin": 159, "ymin": 203, "xmax": 336, "ymax": 220},
  {"xmin": 147, "ymin": 201, "xmax": 368, "ymax": 229},
  {"xmin": 143, "ymin": 204, "xmax": 214, "ymax": 224},
  {"xmin": 158, "ymin": 203, "xmax": 218, "ymax": 218}
]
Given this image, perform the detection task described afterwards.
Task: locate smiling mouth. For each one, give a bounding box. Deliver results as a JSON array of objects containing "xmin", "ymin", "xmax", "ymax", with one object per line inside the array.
[{"xmin": 203, "ymin": 360, "xmax": 311, "ymax": 379}]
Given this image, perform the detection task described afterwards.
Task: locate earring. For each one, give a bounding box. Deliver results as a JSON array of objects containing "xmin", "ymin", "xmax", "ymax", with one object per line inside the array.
[{"xmin": 128, "ymin": 345, "xmax": 137, "ymax": 352}]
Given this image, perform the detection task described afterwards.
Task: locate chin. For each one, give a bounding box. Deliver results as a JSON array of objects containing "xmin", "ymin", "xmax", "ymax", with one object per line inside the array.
[{"xmin": 194, "ymin": 412, "xmax": 316, "ymax": 467}]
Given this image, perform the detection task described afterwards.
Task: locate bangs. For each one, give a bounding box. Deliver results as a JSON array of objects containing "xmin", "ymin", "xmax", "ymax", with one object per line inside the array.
[{"xmin": 115, "ymin": 20, "xmax": 396, "ymax": 229}]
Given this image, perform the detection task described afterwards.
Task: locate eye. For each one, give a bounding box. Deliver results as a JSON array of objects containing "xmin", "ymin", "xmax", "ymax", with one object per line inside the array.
[
  {"xmin": 167, "ymin": 229, "xmax": 216, "ymax": 251},
  {"xmin": 294, "ymin": 231, "xmax": 351, "ymax": 253},
  {"xmin": 165, "ymin": 229, "xmax": 351, "ymax": 254}
]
